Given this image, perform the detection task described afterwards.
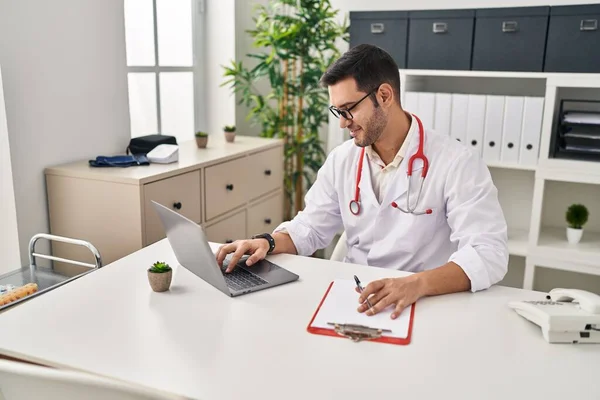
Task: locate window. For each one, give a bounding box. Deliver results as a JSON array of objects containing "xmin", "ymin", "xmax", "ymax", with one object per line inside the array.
[{"xmin": 124, "ymin": 0, "xmax": 203, "ymax": 143}]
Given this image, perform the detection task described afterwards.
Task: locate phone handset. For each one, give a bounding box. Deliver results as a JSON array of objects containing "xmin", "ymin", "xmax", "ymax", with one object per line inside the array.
[{"xmin": 549, "ymin": 288, "xmax": 600, "ymax": 314}]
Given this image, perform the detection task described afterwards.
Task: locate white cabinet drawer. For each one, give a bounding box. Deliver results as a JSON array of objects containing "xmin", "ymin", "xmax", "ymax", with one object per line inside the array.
[
  {"xmin": 247, "ymin": 147, "xmax": 283, "ymax": 201},
  {"xmin": 247, "ymin": 192, "xmax": 283, "ymax": 237},
  {"xmin": 143, "ymin": 170, "xmax": 201, "ymax": 245},
  {"xmin": 204, "ymin": 156, "xmax": 248, "ymax": 221},
  {"xmin": 204, "ymin": 210, "xmax": 247, "ymax": 245}
]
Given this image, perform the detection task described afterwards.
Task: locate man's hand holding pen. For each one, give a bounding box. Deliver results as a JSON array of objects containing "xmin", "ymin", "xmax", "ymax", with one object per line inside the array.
[{"xmin": 355, "ymin": 275, "xmax": 425, "ymax": 320}]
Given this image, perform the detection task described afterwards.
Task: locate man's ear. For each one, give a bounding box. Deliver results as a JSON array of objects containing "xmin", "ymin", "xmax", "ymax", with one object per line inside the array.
[{"xmin": 377, "ymin": 83, "xmax": 395, "ymax": 108}]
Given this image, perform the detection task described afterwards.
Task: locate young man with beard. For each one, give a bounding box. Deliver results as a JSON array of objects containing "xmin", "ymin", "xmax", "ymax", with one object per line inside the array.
[{"xmin": 216, "ymin": 44, "xmax": 509, "ymax": 319}]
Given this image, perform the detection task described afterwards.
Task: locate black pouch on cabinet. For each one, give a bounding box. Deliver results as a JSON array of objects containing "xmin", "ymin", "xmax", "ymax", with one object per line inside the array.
[{"xmin": 126, "ymin": 134, "xmax": 177, "ymax": 155}]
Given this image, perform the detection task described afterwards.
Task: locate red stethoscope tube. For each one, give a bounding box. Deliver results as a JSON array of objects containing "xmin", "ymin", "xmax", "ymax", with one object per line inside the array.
[{"xmin": 349, "ymin": 113, "xmax": 432, "ymax": 216}]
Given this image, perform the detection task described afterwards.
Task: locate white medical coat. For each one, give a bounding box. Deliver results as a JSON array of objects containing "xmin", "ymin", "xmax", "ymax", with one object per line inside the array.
[{"xmin": 274, "ymin": 124, "xmax": 509, "ymax": 292}]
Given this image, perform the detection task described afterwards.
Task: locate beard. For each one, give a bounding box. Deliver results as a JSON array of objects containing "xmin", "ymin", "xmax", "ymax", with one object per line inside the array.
[{"xmin": 351, "ymin": 106, "xmax": 387, "ymax": 147}]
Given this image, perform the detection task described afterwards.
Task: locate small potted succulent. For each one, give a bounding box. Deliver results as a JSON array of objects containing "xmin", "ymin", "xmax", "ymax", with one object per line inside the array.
[
  {"xmin": 223, "ymin": 125, "xmax": 236, "ymax": 143},
  {"xmin": 195, "ymin": 131, "xmax": 208, "ymax": 148},
  {"xmin": 147, "ymin": 261, "xmax": 172, "ymax": 292},
  {"xmin": 566, "ymin": 203, "xmax": 589, "ymax": 244}
]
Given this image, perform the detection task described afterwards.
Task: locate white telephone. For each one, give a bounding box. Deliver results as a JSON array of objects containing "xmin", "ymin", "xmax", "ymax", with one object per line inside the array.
[
  {"xmin": 508, "ymin": 288, "xmax": 600, "ymax": 343},
  {"xmin": 147, "ymin": 144, "xmax": 179, "ymax": 164}
]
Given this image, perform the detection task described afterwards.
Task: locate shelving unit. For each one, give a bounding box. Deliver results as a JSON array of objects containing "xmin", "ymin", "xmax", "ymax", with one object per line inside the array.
[{"xmin": 400, "ymin": 69, "xmax": 600, "ymax": 292}]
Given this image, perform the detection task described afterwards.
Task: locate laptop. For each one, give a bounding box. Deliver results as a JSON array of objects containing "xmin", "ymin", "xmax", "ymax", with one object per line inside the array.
[{"xmin": 151, "ymin": 200, "xmax": 299, "ymax": 296}]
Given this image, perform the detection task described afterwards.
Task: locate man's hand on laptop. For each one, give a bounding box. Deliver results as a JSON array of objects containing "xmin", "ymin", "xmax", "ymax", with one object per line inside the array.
[{"xmin": 216, "ymin": 240, "xmax": 270, "ymax": 273}]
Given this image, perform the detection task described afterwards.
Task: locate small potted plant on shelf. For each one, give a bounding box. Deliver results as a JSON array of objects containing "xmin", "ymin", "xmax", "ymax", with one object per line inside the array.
[
  {"xmin": 223, "ymin": 125, "xmax": 236, "ymax": 143},
  {"xmin": 565, "ymin": 203, "xmax": 589, "ymax": 244},
  {"xmin": 148, "ymin": 261, "xmax": 172, "ymax": 292},
  {"xmin": 195, "ymin": 131, "xmax": 208, "ymax": 148}
]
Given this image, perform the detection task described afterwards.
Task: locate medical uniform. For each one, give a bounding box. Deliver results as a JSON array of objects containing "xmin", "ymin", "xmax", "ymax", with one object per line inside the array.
[{"xmin": 273, "ymin": 116, "xmax": 509, "ymax": 292}]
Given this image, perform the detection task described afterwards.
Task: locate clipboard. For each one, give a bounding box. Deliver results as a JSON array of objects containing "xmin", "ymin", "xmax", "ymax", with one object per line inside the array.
[{"xmin": 306, "ymin": 279, "xmax": 415, "ymax": 345}]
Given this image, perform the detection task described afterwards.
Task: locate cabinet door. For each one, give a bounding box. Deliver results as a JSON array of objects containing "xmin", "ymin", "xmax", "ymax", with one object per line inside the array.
[
  {"xmin": 143, "ymin": 170, "xmax": 201, "ymax": 246},
  {"xmin": 246, "ymin": 147, "xmax": 284, "ymax": 202},
  {"xmin": 247, "ymin": 192, "xmax": 283, "ymax": 237},
  {"xmin": 204, "ymin": 156, "xmax": 249, "ymax": 221},
  {"xmin": 545, "ymin": 4, "xmax": 600, "ymax": 72},
  {"xmin": 472, "ymin": 7, "xmax": 549, "ymax": 72},
  {"xmin": 408, "ymin": 9, "xmax": 475, "ymax": 70},
  {"xmin": 204, "ymin": 210, "xmax": 247, "ymax": 245},
  {"xmin": 349, "ymin": 11, "xmax": 408, "ymax": 68}
]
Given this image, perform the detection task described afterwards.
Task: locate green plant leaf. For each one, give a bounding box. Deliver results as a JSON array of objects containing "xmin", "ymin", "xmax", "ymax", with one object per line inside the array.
[{"xmin": 221, "ymin": 0, "xmax": 348, "ymax": 214}]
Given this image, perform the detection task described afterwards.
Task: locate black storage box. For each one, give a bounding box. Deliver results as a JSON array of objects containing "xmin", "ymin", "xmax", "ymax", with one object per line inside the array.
[
  {"xmin": 545, "ymin": 4, "xmax": 600, "ymax": 72},
  {"xmin": 349, "ymin": 11, "xmax": 409, "ymax": 68},
  {"xmin": 126, "ymin": 134, "xmax": 177, "ymax": 155},
  {"xmin": 472, "ymin": 6, "xmax": 550, "ymax": 72},
  {"xmin": 407, "ymin": 9, "xmax": 475, "ymax": 70}
]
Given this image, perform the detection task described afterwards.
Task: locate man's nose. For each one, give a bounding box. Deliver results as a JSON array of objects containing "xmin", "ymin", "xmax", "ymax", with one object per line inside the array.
[{"xmin": 339, "ymin": 117, "xmax": 351, "ymax": 129}]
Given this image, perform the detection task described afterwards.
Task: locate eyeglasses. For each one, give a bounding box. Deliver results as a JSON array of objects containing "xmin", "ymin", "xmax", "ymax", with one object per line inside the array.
[{"xmin": 328, "ymin": 89, "xmax": 376, "ymax": 120}]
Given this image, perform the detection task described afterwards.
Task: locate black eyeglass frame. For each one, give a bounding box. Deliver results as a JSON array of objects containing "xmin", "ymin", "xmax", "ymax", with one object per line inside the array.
[{"xmin": 328, "ymin": 89, "xmax": 377, "ymax": 120}]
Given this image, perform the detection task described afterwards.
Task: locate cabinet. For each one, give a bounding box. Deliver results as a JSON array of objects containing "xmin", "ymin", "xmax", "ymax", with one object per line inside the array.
[
  {"xmin": 398, "ymin": 68, "xmax": 600, "ymax": 293},
  {"xmin": 45, "ymin": 136, "xmax": 284, "ymax": 276},
  {"xmin": 472, "ymin": 7, "xmax": 549, "ymax": 72},
  {"xmin": 350, "ymin": 4, "xmax": 600, "ymax": 73},
  {"xmin": 348, "ymin": 11, "xmax": 408, "ymax": 68},
  {"xmin": 407, "ymin": 9, "xmax": 475, "ymax": 71},
  {"xmin": 544, "ymin": 4, "xmax": 600, "ymax": 73}
]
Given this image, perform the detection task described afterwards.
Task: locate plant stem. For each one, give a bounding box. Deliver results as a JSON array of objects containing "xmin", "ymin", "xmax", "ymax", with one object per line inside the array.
[{"xmin": 295, "ymin": 59, "xmax": 304, "ymax": 214}]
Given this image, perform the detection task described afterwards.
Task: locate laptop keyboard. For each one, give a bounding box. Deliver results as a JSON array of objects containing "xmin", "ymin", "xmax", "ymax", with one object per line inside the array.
[{"xmin": 220, "ymin": 263, "xmax": 268, "ymax": 291}]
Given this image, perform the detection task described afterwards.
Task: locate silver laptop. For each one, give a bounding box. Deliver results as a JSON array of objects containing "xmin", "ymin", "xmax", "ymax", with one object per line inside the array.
[{"xmin": 152, "ymin": 201, "xmax": 299, "ymax": 296}]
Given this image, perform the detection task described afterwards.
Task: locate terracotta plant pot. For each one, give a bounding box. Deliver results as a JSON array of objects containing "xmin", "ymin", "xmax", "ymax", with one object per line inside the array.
[
  {"xmin": 148, "ymin": 269, "xmax": 172, "ymax": 292},
  {"xmin": 195, "ymin": 136, "xmax": 208, "ymax": 148},
  {"xmin": 224, "ymin": 131, "xmax": 236, "ymax": 143}
]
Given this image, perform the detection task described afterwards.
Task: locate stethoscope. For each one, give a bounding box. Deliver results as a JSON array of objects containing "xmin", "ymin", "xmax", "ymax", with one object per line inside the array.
[{"xmin": 349, "ymin": 113, "xmax": 432, "ymax": 216}]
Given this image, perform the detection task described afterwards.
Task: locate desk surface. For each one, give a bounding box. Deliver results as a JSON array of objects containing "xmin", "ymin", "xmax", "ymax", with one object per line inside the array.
[{"xmin": 0, "ymin": 240, "xmax": 598, "ymax": 400}]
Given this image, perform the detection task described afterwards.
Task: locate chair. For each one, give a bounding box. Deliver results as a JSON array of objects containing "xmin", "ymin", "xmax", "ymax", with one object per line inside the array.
[
  {"xmin": 330, "ymin": 231, "xmax": 348, "ymax": 262},
  {"xmin": 0, "ymin": 359, "xmax": 186, "ymax": 400}
]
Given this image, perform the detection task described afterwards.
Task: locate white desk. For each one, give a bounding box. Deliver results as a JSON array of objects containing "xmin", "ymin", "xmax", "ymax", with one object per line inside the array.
[{"xmin": 0, "ymin": 239, "xmax": 598, "ymax": 400}]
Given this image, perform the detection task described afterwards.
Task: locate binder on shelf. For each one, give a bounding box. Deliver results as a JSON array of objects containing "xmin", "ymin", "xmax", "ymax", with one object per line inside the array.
[
  {"xmin": 482, "ymin": 95, "xmax": 505, "ymax": 164},
  {"xmin": 434, "ymin": 93, "xmax": 452, "ymax": 136},
  {"xmin": 417, "ymin": 92, "xmax": 435, "ymax": 131},
  {"xmin": 465, "ymin": 95, "xmax": 486, "ymax": 157},
  {"xmin": 501, "ymin": 96, "xmax": 525, "ymax": 164},
  {"xmin": 307, "ymin": 279, "xmax": 415, "ymax": 345},
  {"xmin": 450, "ymin": 94, "xmax": 469, "ymax": 144},
  {"xmin": 519, "ymin": 97, "xmax": 544, "ymax": 166}
]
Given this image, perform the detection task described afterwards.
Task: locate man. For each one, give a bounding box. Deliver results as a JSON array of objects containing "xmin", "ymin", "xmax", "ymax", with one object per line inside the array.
[{"xmin": 216, "ymin": 44, "xmax": 508, "ymax": 319}]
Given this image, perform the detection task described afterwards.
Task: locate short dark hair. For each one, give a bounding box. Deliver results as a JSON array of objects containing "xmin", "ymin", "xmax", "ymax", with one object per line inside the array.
[{"xmin": 320, "ymin": 44, "xmax": 401, "ymax": 106}]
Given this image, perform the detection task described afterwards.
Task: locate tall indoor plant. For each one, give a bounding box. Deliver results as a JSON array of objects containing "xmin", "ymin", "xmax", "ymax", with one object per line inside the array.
[{"xmin": 222, "ymin": 0, "xmax": 348, "ymax": 219}]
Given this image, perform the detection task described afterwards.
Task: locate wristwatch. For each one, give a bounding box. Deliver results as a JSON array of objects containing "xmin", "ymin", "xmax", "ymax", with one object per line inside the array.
[{"xmin": 252, "ymin": 233, "xmax": 275, "ymax": 254}]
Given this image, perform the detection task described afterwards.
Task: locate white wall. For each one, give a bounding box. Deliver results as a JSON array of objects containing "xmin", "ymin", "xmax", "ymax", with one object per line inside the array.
[
  {"xmin": 0, "ymin": 66, "xmax": 20, "ymax": 274},
  {"xmin": 0, "ymin": 0, "xmax": 131, "ymax": 265},
  {"xmin": 205, "ymin": 0, "xmax": 237, "ymax": 136}
]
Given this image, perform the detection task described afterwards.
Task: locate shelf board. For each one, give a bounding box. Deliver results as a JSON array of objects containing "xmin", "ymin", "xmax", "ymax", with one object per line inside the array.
[
  {"xmin": 400, "ymin": 69, "xmax": 600, "ymax": 81},
  {"xmin": 534, "ymin": 227, "xmax": 600, "ymax": 267},
  {"xmin": 508, "ymin": 228, "xmax": 529, "ymax": 257},
  {"xmin": 537, "ymin": 159, "xmax": 600, "ymax": 184},
  {"xmin": 486, "ymin": 161, "xmax": 537, "ymax": 172},
  {"xmin": 400, "ymin": 69, "xmax": 548, "ymax": 79}
]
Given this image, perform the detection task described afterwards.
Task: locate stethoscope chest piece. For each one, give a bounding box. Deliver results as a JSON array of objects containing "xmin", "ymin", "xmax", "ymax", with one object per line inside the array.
[{"xmin": 349, "ymin": 200, "xmax": 361, "ymax": 216}]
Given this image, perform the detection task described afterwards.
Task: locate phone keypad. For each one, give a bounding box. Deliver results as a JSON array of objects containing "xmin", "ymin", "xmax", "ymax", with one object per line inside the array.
[{"xmin": 524, "ymin": 300, "xmax": 564, "ymax": 306}]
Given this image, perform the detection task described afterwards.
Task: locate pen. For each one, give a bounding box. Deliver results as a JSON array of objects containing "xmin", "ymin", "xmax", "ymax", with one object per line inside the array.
[{"xmin": 354, "ymin": 275, "xmax": 373, "ymax": 310}]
